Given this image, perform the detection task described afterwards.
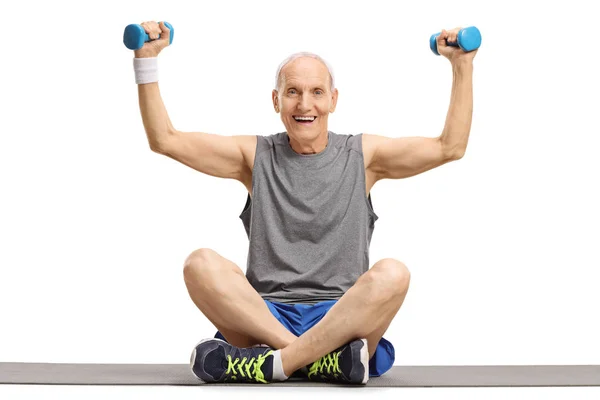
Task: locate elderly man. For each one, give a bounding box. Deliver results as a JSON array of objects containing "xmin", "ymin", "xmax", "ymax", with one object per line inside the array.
[{"xmin": 132, "ymin": 21, "xmax": 476, "ymax": 385}]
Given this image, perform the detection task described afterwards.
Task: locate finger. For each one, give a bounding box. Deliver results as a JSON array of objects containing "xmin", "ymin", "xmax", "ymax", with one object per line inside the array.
[
  {"xmin": 153, "ymin": 21, "xmax": 162, "ymax": 39},
  {"xmin": 158, "ymin": 21, "xmax": 170, "ymax": 42},
  {"xmin": 152, "ymin": 24, "xmax": 161, "ymax": 40},
  {"xmin": 141, "ymin": 21, "xmax": 157, "ymax": 40},
  {"xmin": 143, "ymin": 21, "xmax": 156, "ymax": 39},
  {"xmin": 141, "ymin": 21, "xmax": 151, "ymax": 34},
  {"xmin": 436, "ymin": 29, "xmax": 448, "ymax": 47},
  {"xmin": 451, "ymin": 27, "xmax": 463, "ymax": 44}
]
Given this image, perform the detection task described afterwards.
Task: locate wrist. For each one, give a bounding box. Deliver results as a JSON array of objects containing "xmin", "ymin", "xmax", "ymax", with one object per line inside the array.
[
  {"xmin": 133, "ymin": 57, "xmax": 158, "ymax": 84},
  {"xmin": 134, "ymin": 50, "xmax": 157, "ymax": 58},
  {"xmin": 451, "ymin": 59, "xmax": 474, "ymax": 71}
]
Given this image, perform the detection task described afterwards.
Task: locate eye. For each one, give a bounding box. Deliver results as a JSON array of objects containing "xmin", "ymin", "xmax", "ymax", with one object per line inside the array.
[
  {"xmin": 315, "ymin": 90, "xmax": 324, "ymax": 95},
  {"xmin": 288, "ymin": 89, "xmax": 297, "ymax": 94}
]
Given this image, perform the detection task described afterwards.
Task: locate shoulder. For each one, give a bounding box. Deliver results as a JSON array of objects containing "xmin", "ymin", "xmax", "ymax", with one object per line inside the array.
[
  {"xmin": 235, "ymin": 135, "xmax": 257, "ymax": 171},
  {"xmin": 328, "ymin": 132, "xmax": 386, "ymax": 169},
  {"xmin": 238, "ymin": 132, "xmax": 284, "ymax": 172},
  {"xmin": 358, "ymin": 133, "xmax": 389, "ymax": 170}
]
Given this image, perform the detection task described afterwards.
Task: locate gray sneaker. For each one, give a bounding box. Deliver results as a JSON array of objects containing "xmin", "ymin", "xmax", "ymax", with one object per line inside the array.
[
  {"xmin": 190, "ymin": 338, "xmax": 275, "ymax": 383},
  {"xmin": 306, "ymin": 338, "xmax": 369, "ymax": 384}
]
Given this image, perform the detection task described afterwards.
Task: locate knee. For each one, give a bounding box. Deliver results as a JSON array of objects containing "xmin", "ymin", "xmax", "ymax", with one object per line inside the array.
[
  {"xmin": 182, "ymin": 248, "xmax": 220, "ymax": 282},
  {"xmin": 367, "ymin": 258, "xmax": 411, "ymax": 300}
]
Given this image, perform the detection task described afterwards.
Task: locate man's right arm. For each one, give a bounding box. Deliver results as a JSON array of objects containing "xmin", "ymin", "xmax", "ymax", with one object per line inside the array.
[
  {"xmin": 138, "ymin": 82, "xmax": 255, "ymax": 182},
  {"xmin": 134, "ymin": 21, "xmax": 254, "ymax": 183},
  {"xmin": 138, "ymin": 82, "xmax": 175, "ymax": 151}
]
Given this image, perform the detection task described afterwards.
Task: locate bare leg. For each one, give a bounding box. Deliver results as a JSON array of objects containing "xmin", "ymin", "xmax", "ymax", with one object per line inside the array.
[
  {"xmin": 183, "ymin": 248, "xmax": 297, "ymax": 349},
  {"xmin": 279, "ymin": 258, "xmax": 410, "ymax": 376},
  {"xmin": 184, "ymin": 249, "xmax": 409, "ymax": 378}
]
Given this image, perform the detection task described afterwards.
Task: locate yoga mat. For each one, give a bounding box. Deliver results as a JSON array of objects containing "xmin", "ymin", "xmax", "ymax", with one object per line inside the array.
[{"xmin": 1, "ymin": 363, "xmax": 600, "ymax": 387}]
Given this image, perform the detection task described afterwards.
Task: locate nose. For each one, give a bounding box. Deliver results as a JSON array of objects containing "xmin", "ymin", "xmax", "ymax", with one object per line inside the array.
[{"xmin": 297, "ymin": 94, "xmax": 313, "ymax": 113}]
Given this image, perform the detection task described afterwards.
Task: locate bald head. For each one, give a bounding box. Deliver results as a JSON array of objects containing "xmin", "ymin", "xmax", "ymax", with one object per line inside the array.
[{"xmin": 274, "ymin": 52, "xmax": 335, "ymax": 94}]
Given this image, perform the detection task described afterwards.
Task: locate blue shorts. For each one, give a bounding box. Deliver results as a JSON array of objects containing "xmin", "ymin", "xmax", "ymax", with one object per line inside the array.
[{"xmin": 214, "ymin": 299, "xmax": 395, "ymax": 377}]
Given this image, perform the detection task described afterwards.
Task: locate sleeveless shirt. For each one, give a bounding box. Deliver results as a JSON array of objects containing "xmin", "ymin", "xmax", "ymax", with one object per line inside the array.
[{"xmin": 239, "ymin": 130, "xmax": 379, "ymax": 304}]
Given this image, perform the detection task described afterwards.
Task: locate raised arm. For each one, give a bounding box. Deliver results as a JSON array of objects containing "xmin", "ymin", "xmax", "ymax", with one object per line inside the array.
[
  {"xmin": 367, "ymin": 27, "xmax": 477, "ymax": 181},
  {"xmin": 133, "ymin": 21, "xmax": 255, "ymax": 183},
  {"xmin": 138, "ymin": 82, "xmax": 175, "ymax": 151},
  {"xmin": 138, "ymin": 80, "xmax": 255, "ymax": 181}
]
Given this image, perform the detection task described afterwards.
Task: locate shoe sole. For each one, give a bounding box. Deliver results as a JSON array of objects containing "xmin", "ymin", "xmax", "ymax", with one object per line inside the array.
[
  {"xmin": 189, "ymin": 338, "xmax": 230, "ymax": 383},
  {"xmin": 359, "ymin": 338, "xmax": 369, "ymax": 385}
]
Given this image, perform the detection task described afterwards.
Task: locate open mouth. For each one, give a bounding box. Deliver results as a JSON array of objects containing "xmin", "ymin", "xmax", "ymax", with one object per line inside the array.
[{"xmin": 293, "ymin": 116, "xmax": 317, "ymax": 125}]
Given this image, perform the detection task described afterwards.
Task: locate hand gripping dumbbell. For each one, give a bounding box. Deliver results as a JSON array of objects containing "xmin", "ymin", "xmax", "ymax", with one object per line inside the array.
[
  {"xmin": 429, "ymin": 26, "xmax": 481, "ymax": 55},
  {"xmin": 123, "ymin": 22, "xmax": 174, "ymax": 50}
]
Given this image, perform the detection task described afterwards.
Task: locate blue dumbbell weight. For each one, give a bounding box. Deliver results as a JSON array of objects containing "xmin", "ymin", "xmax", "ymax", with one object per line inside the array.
[
  {"xmin": 123, "ymin": 22, "xmax": 174, "ymax": 50},
  {"xmin": 429, "ymin": 26, "xmax": 481, "ymax": 55}
]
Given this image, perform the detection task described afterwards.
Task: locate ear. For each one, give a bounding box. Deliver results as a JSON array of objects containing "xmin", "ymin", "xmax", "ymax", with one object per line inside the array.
[
  {"xmin": 272, "ymin": 89, "xmax": 280, "ymax": 113},
  {"xmin": 329, "ymin": 88, "xmax": 339, "ymax": 113}
]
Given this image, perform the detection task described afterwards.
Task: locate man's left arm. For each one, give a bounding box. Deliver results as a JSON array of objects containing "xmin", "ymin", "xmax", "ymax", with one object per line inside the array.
[
  {"xmin": 367, "ymin": 27, "xmax": 476, "ymax": 181},
  {"xmin": 439, "ymin": 59, "xmax": 473, "ymax": 159}
]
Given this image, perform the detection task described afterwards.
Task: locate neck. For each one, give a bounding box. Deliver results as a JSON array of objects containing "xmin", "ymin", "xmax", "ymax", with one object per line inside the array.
[{"xmin": 287, "ymin": 131, "xmax": 328, "ymax": 155}]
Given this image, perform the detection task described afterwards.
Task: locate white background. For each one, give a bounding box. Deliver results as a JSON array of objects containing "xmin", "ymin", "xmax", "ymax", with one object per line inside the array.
[{"xmin": 1, "ymin": 0, "xmax": 599, "ymax": 398}]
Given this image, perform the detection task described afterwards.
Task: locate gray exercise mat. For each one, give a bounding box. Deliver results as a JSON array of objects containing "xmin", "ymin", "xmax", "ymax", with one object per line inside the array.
[{"xmin": 2, "ymin": 363, "xmax": 600, "ymax": 387}]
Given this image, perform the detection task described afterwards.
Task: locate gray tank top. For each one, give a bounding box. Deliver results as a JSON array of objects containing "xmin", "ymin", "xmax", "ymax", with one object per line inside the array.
[{"xmin": 239, "ymin": 130, "xmax": 379, "ymax": 304}]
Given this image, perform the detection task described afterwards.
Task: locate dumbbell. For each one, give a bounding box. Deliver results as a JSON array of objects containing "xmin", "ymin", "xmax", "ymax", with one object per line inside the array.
[
  {"xmin": 123, "ymin": 22, "xmax": 174, "ymax": 50},
  {"xmin": 429, "ymin": 26, "xmax": 481, "ymax": 55}
]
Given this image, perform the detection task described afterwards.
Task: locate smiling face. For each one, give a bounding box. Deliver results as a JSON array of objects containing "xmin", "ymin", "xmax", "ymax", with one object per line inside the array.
[{"xmin": 272, "ymin": 57, "xmax": 338, "ymax": 154}]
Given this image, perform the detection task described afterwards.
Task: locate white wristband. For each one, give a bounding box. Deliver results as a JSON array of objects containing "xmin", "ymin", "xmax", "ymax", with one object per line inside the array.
[{"xmin": 133, "ymin": 57, "xmax": 158, "ymax": 84}]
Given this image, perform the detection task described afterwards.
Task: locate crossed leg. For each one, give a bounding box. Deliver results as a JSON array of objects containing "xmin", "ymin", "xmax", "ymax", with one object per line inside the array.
[{"xmin": 183, "ymin": 248, "xmax": 410, "ymax": 377}]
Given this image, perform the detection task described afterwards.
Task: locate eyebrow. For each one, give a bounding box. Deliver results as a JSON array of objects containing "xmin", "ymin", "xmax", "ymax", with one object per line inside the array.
[{"xmin": 286, "ymin": 86, "xmax": 326, "ymax": 90}]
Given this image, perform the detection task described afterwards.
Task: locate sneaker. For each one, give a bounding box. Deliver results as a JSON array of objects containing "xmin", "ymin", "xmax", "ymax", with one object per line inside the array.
[
  {"xmin": 306, "ymin": 338, "xmax": 369, "ymax": 384},
  {"xmin": 190, "ymin": 338, "xmax": 275, "ymax": 383}
]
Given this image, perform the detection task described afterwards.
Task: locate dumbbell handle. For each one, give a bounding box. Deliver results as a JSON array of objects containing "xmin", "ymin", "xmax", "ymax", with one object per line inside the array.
[
  {"xmin": 123, "ymin": 22, "xmax": 174, "ymax": 51},
  {"xmin": 430, "ymin": 26, "xmax": 481, "ymax": 55}
]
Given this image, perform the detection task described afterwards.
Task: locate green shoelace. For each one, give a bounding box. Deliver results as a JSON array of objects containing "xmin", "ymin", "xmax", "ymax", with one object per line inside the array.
[
  {"xmin": 225, "ymin": 350, "xmax": 274, "ymax": 383},
  {"xmin": 308, "ymin": 351, "xmax": 342, "ymax": 379}
]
